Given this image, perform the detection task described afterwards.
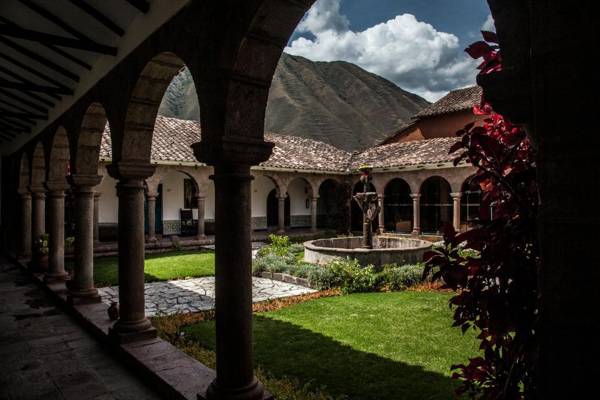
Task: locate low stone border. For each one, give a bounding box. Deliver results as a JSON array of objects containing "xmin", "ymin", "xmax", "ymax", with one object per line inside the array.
[{"xmin": 260, "ymin": 271, "xmax": 313, "ymax": 289}]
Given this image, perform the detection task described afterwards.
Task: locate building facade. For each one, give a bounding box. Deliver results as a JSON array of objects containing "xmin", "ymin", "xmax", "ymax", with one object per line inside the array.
[{"xmin": 94, "ymin": 87, "xmax": 482, "ymax": 241}]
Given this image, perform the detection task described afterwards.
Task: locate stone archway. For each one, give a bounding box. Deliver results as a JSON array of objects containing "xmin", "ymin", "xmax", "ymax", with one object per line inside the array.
[
  {"xmin": 317, "ymin": 178, "xmax": 341, "ymax": 230},
  {"xmin": 384, "ymin": 178, "xmax": 413, "ymax": 233},
  {"xmin": 420, "ymin": 176, "xmax": 452, "ymax": 234}
]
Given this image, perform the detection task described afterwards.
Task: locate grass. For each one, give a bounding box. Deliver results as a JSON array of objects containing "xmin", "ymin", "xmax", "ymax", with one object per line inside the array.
[
  {"xmin": 67, "ymin": 250, "xmax": 215, "ymax": 287},
  {"xmin": 182, "ymin": 291, "xmax": 480, "ymax": 400}
]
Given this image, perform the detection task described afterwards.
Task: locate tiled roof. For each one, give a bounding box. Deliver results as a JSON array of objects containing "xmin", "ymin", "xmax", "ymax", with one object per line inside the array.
[
  {"xmin": 99, "ymin": 116, "xmax": 352, "ymax": 172},
  {"xmin": 352, "ymin": 137, "xmax": 460, "ymax": 170},
  {"xmin": 415, "ymin": 86, "xmax": 482, "ymax": 118},
  {"xmin": 100, "ymin": 115, "xmax": 465, "ymax": 172}
]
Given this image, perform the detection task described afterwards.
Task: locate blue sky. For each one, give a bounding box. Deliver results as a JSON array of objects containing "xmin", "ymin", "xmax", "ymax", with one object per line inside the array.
[{"xmin": 286, "ymin": 0, "xmax": 494, "ymax": 101}]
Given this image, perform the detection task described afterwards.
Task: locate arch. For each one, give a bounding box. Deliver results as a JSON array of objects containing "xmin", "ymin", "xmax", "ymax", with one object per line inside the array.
[
  {"xmin": 119, "ymin": 52, "xmax": 188, "ymax": 163},
  {"xmin": 420, "ymin": 176, "xmax": 452, "ymax": 234},
  {"xmin": 317, "ymin": 178, "xmax": 341, "ymax": 230},
  {"xmin": 383, "ymin": 178, "xmax": 412, "ymax": 233},
  {"xmin": 267, "ymin": 188, "xmax": 289, "ymax": 229},
  {"xmin": 18, "ymin": 153, "xmax": 30, "ymax": 192},
  {"xmin": 287, "ymin": 177, "xmax": 312, "ymax": 228},
  {"xmin": 74, "ymin": 102, "xmax": 108, "ymax": 176},
  {"xmin": 48, "ymin": 127, "xmax": 71, "ymax": 183},
  {"xmin": 351, "ymin": 180, "xmax": 378, "ymax": 232},
  {"xmin": 461, "ymin": 175, "xmax": 483, "ymax": 228},
  {"xmin": 31, "ymin": 142, "xmax": 46, "ymax": 188}
]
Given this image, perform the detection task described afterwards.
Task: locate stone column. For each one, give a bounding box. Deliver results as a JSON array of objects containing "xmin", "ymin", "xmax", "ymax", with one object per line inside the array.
[
  {"xmin": 377, "ymin": 194, "xmax": 385, "ymax": 234},
  {"xmin": 196, "ymin": 196, "xmax": 206, "ymax": 239},
  {"xmin": 45, "ymin": 182, "xmax": 69, "ymax": 282},
  {"xmin": 410, "ymin": 193, "xmax": 421, "ymax": 235},
  {"xmin": 193, "ymin": 138, "xmax": 271, "ymax": 400},
  {"xmin": 277, "ymin": 194, "xmax": 286, "ymax": 235},
  {"xmin": 208, "ymin": 163, "xmax": 264, "ymax": 400},
  {"xmin": 29, "ymin": 185, "xmax": 46, "ymax": 269},
  {"xmin": 310, "ymin": 196, "xmax": 318, "ymax": 232},
  {"xmin": 146, "ymin": 192, "xmax": 157, "ymax": 242},
  {"xmin": 93, "ymin": 192, "xmax": 100, "ymax": 243},
  {"xmin": 451, "ymin": 192, "xmax": 462, "ymax": 232},
  {"xmin": 18, "ymin": 190, "xmax": 32, "ymax": 260},
  {"xmin": 107, "ymin": 162, "xmax": 156, "ymax": 342},
  {"xmin": 67, "ymin": 175, "xmax": 102, "ymax": 303}
]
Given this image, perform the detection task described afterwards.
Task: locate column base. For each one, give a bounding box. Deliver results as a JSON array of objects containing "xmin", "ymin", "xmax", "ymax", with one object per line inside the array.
[
  {"xmin": 67, "ymin": 293, "xmax": 102, "ymax": 305},
  {"xmin": 199, "ymin": 378, "xmax": 272, "ymax": 400},
  {"xmin": 109, "ymin": 319, "xmax": 157, "ymax": 343},
  {"xmin": 411, "ymin": 229, "xmax": 421, "ymax": 236},
  {"xmin": 44, "ymin": 272, "xmax": 70, "ymax": 283},
  {"xmin": 276, "ymin": 230, "xmax": 285, "ymax": 235}
]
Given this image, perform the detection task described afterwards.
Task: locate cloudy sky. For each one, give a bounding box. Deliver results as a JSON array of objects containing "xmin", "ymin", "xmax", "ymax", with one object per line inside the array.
[{"xmin": 285, "ymin": 0, "xmax": 493, "ymax": 102}]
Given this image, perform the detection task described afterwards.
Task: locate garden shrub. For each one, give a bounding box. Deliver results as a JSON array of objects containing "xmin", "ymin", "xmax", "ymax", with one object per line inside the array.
[
  {"xmin": 381, "ymin": 264, "xmax": 425, "ymax": 291},
  {"xmin": 252, "ymin": 253, "xmax": 296, "ymax": 275}
]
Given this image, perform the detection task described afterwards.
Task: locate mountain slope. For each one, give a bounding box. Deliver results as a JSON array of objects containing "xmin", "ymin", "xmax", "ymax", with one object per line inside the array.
[{"xmin": 158, "ymin": 53, "xmax": 429, "ymax": 151}]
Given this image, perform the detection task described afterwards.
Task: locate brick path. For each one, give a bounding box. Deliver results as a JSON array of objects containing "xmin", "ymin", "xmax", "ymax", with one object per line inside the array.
[{"xmin": 0, "ymin": 258, "xmax": 163, "ymax": 400}]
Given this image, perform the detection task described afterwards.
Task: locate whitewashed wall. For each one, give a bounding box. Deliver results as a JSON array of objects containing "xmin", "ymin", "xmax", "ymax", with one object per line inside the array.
[{"xmin": 97, "ymin": 166, "xmax": 118, "ymax": 224}]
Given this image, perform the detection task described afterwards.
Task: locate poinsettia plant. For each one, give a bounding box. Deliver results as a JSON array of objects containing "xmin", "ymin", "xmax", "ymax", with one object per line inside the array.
[{"xmin": 424, "ymin": 31, "xmax": 540, "ymax": 399}]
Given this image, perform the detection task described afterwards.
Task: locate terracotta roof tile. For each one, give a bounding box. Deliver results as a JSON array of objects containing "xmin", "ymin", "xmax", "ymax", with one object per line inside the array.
[
  {"xmin": 99, "ymin": 116, "xmax": 351, "ymax": 172},
  {"xmin": 100, "ymin": 115, "xmax": 464, "ymax": 172},
  {"xmin": 352, "ymin": 137, "xmax": 459, "ymax": 170},
  {"xmin": 415, "ymin": 86, "xmax": 482, "ymax": 119}
]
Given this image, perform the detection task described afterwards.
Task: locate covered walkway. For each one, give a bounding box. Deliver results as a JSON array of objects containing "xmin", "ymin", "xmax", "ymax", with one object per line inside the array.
[{"xmin": 0, "ymin": 257, "xmax": 162, "ymax": 400}]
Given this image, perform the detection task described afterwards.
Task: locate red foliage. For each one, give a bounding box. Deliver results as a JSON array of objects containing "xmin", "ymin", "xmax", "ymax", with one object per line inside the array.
[{"xmin": 424, "ymin": 32, "xmax": 539, "ymax": 399}]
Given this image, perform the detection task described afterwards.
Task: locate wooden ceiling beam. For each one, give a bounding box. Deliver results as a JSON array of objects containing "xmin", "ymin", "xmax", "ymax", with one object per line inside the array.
[
  {"xmin": 0, "ymin": 52, "xmax": 73, "ymax": 91},
  {"xmin": 125, "ymin": 0, "xmax": 150, "ymax": 13},
  {"xmin": 68, "ymin": 0, "xmax": 125, "ymax": 36},
  {"xmin": 0, "ymin": 109, "xmax": 47, "ymax": 120},
  {"xmin": 0, "ymin": 78, "xmax": 71, "ymax": 96},
  {"xmin": 0, "ymin": 88, "xmax": 49, "ymax": 113},
  {"xmin": 0, "ymin": 24, "xmax": 117, "ymax": 55},
  {"xmin": 0, "ymin": 36, "xmax": 79, "ymax": 82}
]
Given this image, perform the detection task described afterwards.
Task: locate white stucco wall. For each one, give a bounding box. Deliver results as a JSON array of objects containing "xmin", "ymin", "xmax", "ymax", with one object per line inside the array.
[
  {"xmin": 204, "ymin": 179, "xmax": 215, "ymax": 220},
  {"xmin": 251, "ymin": 174, "xmax": 276, "ymax": 217},
  {"xmin": 288, "ymin": 178, "xmax": 310, "ymax": 216},
  {"xmin": 160, "ymin": 169, "xmax": 184, "ymax": 221},
  {"xmin": 97, "ymin": 166, "xmax": 118, "ymax": 224}
]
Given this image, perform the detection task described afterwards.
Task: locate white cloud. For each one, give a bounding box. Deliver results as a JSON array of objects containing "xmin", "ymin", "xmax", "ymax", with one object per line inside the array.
[
  {"xmin": 296, "ymin": 0, "xmax": 349, "ymax": 34},
  {"xmin": 482, "ymin": 14, "xmax": 496, "ymax": 32},
  {"xmin": 286, "ymin": 0, "xmax": 478, "ymax": 102}
]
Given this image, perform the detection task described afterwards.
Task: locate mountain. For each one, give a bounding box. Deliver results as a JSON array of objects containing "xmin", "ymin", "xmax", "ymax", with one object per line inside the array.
[{"xmin": 158, "ymin": 53, "xmax": 429, "ymax": 151}]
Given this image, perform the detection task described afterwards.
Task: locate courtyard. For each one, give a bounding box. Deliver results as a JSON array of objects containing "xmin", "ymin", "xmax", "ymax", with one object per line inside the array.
[{"xmin": 67, "ymin": 247, "xmax": 479, "ymax": 399}]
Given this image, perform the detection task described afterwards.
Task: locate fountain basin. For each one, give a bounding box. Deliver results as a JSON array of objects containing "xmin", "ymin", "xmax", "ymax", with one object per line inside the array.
[{"xmin": 304, "ymin": 235, "xmax": 432, "ymax": 267}]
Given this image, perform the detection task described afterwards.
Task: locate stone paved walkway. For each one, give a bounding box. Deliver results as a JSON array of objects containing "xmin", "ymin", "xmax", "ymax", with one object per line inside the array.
[
  {"xmin": 98, "ymin": 277, "xmax": 315, "ymax": 317},
  {"xmin": 0, "ymin": 258, "xmax": 163, "ymax": 400}
]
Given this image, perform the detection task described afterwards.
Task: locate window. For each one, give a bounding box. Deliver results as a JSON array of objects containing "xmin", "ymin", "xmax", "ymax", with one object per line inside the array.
[{"xmin": 184, "ymin": 178, "xmax": 198, "ymax": 209}]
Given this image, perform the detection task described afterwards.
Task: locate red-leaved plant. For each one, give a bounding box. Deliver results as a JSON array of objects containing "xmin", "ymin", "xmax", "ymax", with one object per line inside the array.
[{"xmin": 424, "ymin": 31, "xmax": 539, "ymax": 399}]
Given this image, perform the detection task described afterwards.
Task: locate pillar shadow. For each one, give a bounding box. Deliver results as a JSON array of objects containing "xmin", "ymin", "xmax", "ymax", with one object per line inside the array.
[{"xmin": 185, "ymin": 316, "xmax": 463, "ymax": 400}]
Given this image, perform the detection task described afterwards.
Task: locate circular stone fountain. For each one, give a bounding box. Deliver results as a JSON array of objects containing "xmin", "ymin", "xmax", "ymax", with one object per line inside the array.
[
  {"xmin": 304, "ymin": 235, "xmax": 432, "ymax": 267},
  {"xmin": 304, "ymin": 165, "xmax": 432, "ymax": 267}
]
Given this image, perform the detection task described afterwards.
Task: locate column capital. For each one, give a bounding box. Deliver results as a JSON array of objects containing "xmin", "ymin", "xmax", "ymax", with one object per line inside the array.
[
  {"xmin": 377, "ymin": 194, "xmax": 385, "ymax": 199},
  {"xmin": 28, "ymin": 184, "xmax": 46, "ymax": 194},
  {"xmin": 311, "ymin": 195, "xmax": 319, "ymax": 201},
  {"xmin": 146, "ymin": 193, "xmax": 158, "ymax": 200},
  {"xmin": 192, "ymin": 138, "xmax": 274, "ymax": 167},
  {"xmin": 69, "ymin": 174, "xmax": 103, "ymax": 188},
  {"xmin": 17, "ymin": 188, "xmax": 31, "ymax": 197},
  {"xmin": 46, "ymin": 180, "xmax": 70, "ymax": 193},
  {"xmin": 106, "ymin": 161, "xmax": 155, "ymax": 180},
  {"xmin": 450, "ymin": 192, "xmax": 463, "ymax": 199},
  {"xmin": 409, "ymin": 193, "xmax": 421, "ymax": 199}
]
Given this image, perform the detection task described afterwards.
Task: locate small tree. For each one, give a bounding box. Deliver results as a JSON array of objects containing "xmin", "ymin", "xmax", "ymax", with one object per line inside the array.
[{"xmin": 424, "ymin": 32, "xmax": 539, "ymax": 399}]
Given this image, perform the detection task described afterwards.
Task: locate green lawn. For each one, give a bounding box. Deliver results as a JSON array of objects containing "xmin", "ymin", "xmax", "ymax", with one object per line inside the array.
[
  {"xmin": 67, "ymin": 250, "xmax": 215, "ymax": 287},
  {"xmin": 184, "ymin": 291, "xmax": 480, "ymax": 400}
]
